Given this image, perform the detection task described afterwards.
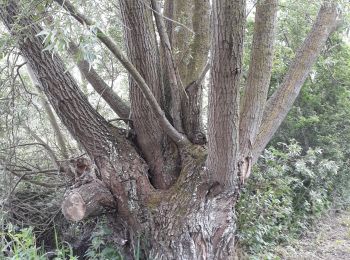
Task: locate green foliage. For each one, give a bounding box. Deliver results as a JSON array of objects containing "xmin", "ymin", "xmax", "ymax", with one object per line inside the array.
[
  {"xmin": 0, "ymin": 218, "xmax": 126, "ymax": 259},
  {"xmin": 0, "ymin": 225, "xmax": 45, "ymax": 260},
  {"xmin": 0, "ymin": 225, "xmax": 77, "ymax": 260},
  {"xmin": 84, "ymin": 220, "xmax": 122, "ymax": 260},
  {"xmin": 237, "ymin": 141, "xmax": 343, "ymax": 257}
]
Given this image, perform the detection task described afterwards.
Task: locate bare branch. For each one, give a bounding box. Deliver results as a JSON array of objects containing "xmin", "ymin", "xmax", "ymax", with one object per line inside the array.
[
  {"xmin": 68, "ymin": 42, "xmax": 131, "ymax": 120},
  {"xmin": 23, "ymin": 126, "xmax": 59, "ymax": 168},
  {"xmin": 26, "ymin": 62, "xmax": 70, "ymax": 159},
  {"xmin": 6, "ymin": 168, "xmax": 65, "ymax": 188},
  {"xmin": 140, "ymin": 0, "xmax": 194, "ymax": 34}
]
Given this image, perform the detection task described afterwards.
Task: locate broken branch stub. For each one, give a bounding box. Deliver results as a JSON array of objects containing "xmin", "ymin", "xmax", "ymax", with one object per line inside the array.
[{"xmin": 62, "ymin": 181, "xmax": 116, "ymax": 222}]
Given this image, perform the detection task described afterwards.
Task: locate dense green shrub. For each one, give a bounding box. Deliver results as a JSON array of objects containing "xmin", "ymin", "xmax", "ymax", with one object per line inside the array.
[
  {"xmin": 84, "ymin": 220, "xmax": 123, "ymax": 260},
  {"xmin": 237, "ymin": 141, "xmax": 349, "ymax": 257}
]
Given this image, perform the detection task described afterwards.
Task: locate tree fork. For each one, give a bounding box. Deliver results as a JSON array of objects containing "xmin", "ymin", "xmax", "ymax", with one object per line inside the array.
[
  {"xmin": 119, "ymin": 0, "xmax": 183, "ymax": 189},
  {"xmin": 54, "ymin": 0, "xmax": 190, "ymax": 147}
]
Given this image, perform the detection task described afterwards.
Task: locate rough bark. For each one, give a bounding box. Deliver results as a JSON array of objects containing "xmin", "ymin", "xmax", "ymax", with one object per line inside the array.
[
  {"xmin": 239, "ymin": 0, "xmax": 278, "ymax": 163},
  {"xmin": 119, "ymin": 0, "xmax": 182, "ymax": 189},
  {"xmin": 253, "ymin": 3, "xmax": 339, "ymax": 161},
  {"xmin": 151, "ymin": 0, "xmax": 185, "ymax": 132},
  {"xmin": 183, "ymin": 80, "xmax": 205, "ymax": 144},
  {"xmin": 207, "ymin": 0, "xmax": 245, "ymax": 187},
  {"xmin": 68, "ymin": 42, "xmax": 130, "ymax": 120},
  {"xmin": 144, "ymin": 146, "xmax": 240, "ymax": 259}
]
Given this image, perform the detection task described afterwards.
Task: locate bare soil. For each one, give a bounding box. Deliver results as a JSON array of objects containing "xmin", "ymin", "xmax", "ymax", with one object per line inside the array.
[{"xmin": 275, "ymin": 210, "xmax": 350, "ymax": 260}]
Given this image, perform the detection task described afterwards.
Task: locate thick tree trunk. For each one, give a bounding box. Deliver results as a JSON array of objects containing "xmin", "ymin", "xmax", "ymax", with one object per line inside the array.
[
  {"xmin": 1, "ymin": 0, "xmax": 340, "ymax": 259},
  {"xmin": 143, "ymin": 147, "xmax": 239, "ymax": 259},
  {"xmin": 207, "ymin": 0, "xmax": 245, "ymax": 187},
  {"xmin": 148, "ymin": 190, "xmax": 238, "ymax": 259}
]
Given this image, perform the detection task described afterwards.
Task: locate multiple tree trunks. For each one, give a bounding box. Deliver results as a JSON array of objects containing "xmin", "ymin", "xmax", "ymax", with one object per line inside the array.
[
  {"xmin": 119, "ymin": 0, "xmax": 180, "ymax": 189},
  {"xmin": 0, "ymin": 0, "xmax": 340, "ymax": 259},
  {"xmin": 163, "ymin": 0, "xmax": 210, "ymax": 142},
  {"xmin": 252, "ymin": 3, "xmax": 339, "ymax": 161}
]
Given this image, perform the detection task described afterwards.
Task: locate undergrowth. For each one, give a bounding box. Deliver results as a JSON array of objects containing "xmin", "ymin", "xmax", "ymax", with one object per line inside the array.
[
  {"xmin": 0, "ymin": 220, "xmax": 124, "ymax": 259},
  {"xmin": 237, "ymin": 140, "xmax": 350, "ymax": 259},
  {"xmin": 0, "ymin": 224, "xmax": 76, "ymax": 259}
]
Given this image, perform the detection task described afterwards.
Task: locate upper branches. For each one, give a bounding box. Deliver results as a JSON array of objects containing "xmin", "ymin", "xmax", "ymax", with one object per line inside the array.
[
  {"xmin": 0, "ymin": 0, "xmax": 113, "ymax": 157},
  {"xmin": 252, "ymin": 2, "xmax": 339, "ymax": 161},
  {"xmin": 239, "ymin": 0, "xmax": 278, "ymax": 158},
  {"xmin": 68, "ymin": 42, "xmax": 130, "ymax": 120},
  {"xmin": 151, "ymin": 0, "xmax": 185, "ymax": 132},
  {"xmin": 53, "ymin": 0, "xmax": 189, "ymax": 146}
]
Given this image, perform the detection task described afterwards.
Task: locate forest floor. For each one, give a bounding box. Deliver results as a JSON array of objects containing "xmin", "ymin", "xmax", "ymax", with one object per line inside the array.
[{"xmin": 275, "ymin": 209, "xmax": 350, "ymax": 259}]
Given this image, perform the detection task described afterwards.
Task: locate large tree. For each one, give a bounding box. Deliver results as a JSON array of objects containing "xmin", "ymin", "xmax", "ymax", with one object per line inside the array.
[{"xmin": 0, "ymin": 0, "xmax": 340, "ymax": 258}]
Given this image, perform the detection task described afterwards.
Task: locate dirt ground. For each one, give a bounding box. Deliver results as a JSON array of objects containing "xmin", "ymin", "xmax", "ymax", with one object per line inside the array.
[{"xmin": 275, "ymin": 209, "xmax": 350, "ymax": 260}]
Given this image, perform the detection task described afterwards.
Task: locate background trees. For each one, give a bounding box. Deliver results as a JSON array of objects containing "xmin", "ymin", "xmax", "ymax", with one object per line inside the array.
[{"xmin": 0, "ymin": 0, "xmax": 349, "ymax": 259}]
